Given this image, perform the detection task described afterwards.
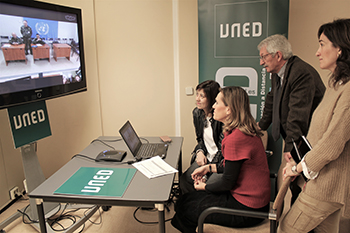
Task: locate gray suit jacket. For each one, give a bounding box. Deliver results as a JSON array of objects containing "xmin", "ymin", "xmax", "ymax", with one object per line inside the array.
[{"xmin": 259, "ymin": 56, "xmax": 325, "ymax": 152}]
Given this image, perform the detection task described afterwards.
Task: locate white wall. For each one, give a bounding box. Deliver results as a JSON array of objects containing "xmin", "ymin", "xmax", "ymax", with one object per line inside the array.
[
  {"xmin": 0, "ymin": 0, "xmax": 102, "ymax": 208},
  {"xmin": 1, "ymin": 0, "xmax": 350, "ymax": 210}
]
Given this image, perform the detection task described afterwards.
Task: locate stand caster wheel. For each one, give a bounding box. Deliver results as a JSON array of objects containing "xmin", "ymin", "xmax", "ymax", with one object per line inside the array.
[{"xmin": 102, "ymin": 206, "xmax": 111, "ymax": 211}]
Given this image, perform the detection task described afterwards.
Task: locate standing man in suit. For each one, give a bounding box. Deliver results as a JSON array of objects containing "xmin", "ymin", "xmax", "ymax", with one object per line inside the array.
[
  {"xmin": 257, "ymin": 34, "xmax": 325, "ymax": 204},
  {"xmin": 21, "ymin": 20, "xmax": 32, "ymax": 55}
]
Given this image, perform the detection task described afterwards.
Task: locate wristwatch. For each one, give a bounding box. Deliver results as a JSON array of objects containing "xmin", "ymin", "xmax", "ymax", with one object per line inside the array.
[{"xmin": 291, "ymin": 165, "xmax": 300, "ymax": 175}]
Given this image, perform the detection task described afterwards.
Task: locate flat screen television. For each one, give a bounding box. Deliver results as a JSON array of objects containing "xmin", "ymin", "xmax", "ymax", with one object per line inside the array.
[{"xmin": 0, "ymin": 0, "xmax": 87, "ymax": 110}]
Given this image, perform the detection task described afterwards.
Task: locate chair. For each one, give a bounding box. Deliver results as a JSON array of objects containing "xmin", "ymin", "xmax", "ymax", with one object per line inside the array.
[
  {"xmin": 197, "ymin": 176, "xmax": 291, "ymax": 233},
  {"xmin": 0, "ymin": 35, "xmax": 9, "ymax": 46},
  {"xmin": 197, "ymin": 131, "xmax": 288, "ymax": 233}
]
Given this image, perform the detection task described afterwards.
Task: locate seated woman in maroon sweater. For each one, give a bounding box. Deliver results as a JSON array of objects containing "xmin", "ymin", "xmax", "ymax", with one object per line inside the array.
[{"xmin": 171, "ymin": 86, "xmax": 271, "ymax": 233}]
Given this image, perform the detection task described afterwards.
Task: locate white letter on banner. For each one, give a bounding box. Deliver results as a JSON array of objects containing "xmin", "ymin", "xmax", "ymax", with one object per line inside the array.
[
  {"xmin": 215, "ymin": 67, "xmax": 258, "ymax": 119},
  {"xmin": 22, "ymin": 113, "xmax": 31, "ymax": 127},
  {"xmin": 81, "ymin": 186, "xmax": 101, "ymax": 193},
  {"xmin": 243, "ymin": 22, "xmax": 250, "ymax": 37},
  {"xmin": 93, "ymin": 175, "xmax": 110, "ymax": 180},
  {"xmin": 231, "ymin": 23, "xmax": 240, "ymax": 38},
  {"xmin": 88, "ymin": 180, "xmax": 106, "ymax": 186},
  {"xmin": 96, "ymin": 170, "xmax": 114, "ymax": 176},
  {"xmin": 31, "ymin": 111, "xmax": 37, "ymax": 124},
  {"xmin": 253, "ymin": 22, "xmax": 262, "ymax": 37},
  {"xmin": 220, "ymin": 24, "xmax": 229, "ymax": 38},
  {"xmin": 37, "ymin": 109, "xmax": 45, "ymax": 122},
  {"xmin": 13, "ymin": 116, "xmax": 22, "ymax": 129}
]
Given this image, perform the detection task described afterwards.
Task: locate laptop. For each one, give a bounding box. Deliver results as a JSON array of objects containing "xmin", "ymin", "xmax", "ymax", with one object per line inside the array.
[{"xmin": 119, "ymin": 121, "xmax": 168, "ymax": 160}]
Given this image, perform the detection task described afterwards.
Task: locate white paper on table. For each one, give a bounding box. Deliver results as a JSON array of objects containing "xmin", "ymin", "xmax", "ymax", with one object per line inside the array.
[{"xmin": 132, "ymin": 156, "xmax": 178, "ymax": 179}]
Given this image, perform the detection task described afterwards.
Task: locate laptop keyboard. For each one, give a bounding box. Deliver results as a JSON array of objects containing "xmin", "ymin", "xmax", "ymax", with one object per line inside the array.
[{"xmin": 138, "ymin": 144, "xmax": 158, "ymax": 158}]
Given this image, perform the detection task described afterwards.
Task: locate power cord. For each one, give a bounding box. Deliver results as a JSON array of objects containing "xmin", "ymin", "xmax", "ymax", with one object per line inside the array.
[
  {"xmin": 71, "ymin": 153, "xmax": 139, "ymax": 165},
  {"xmin": 132, "ymin": 182, "xmax": 180, "ymax": 224},
  {"xmin": 47, "ymin": 203, "xmax": 102, "ymax": 232},
  {"xmin": 17, "ymin": 204, "xmax": 39, "ymax": 224},
  {"xmin": 90, "ymin": 138, "xmax": 123, "ymax": 150},
  {"xmin": 71, "ymin": 138, "xmax": 141, "ymax": 164},
  {"xmin": 133, "ymin": 207, "xmax": 173, "ymax": 225}
]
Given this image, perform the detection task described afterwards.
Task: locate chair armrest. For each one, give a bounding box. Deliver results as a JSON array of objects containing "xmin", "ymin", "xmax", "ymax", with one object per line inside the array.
[
  {"xmin": 272, "ymin": 176, "xmax": 291, "ymax": 220},
  {"xmin": 197, "ymin": 206, "xmax": 269, "ymax": 233}
]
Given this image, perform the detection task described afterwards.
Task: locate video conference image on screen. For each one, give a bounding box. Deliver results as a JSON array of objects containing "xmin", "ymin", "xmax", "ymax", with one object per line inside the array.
[{"xmin": 0, "ymin": 7, "xmax": 83, "ymax": 96}]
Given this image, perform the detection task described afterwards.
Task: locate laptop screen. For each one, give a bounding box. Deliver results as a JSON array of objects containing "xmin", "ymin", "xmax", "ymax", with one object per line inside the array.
[{"xmin": 119, "ymin": 121, "xmax": 142, "ymax": 155}]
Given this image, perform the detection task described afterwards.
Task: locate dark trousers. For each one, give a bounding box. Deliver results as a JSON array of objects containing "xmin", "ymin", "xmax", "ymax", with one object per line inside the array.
[
  {"xmin": 23, "ymin": 37, "xmax": 32, "ymax": 54},
  {"xmin": 171, "ymin": 191, "xmax": 268, "ymax": 233}
]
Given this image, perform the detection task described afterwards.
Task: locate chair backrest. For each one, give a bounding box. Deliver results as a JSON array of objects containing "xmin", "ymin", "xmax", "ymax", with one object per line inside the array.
[{"xmin": 272, "ymin": 176, "xmax": 291, "ymax": 221}]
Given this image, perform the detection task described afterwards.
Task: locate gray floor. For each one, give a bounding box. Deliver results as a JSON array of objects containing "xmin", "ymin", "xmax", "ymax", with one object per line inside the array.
[
  {"xmin": 0, "ymin": 195, "xmax": 180, "ymax": 233},
  {"xmin": 1, "ymin": 192, "xmax": 349, "ymax": 233}
]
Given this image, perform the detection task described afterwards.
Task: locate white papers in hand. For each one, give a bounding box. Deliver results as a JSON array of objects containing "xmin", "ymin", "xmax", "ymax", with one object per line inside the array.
[{"xmin": 132, "ymin": 156, "xmax": 178, "ymax": 179}]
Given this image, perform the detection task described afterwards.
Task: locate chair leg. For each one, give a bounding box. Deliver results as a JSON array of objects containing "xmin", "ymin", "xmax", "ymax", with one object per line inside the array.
[{"xmin": 270, "ymin": 220, "xmax": 277, "ymax": 233}]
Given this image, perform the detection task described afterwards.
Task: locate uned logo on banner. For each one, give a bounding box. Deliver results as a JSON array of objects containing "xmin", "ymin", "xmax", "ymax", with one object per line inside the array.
[
  {"xmin": 220, "ymin": 22, "xmax": 262, "ymax": 38},
  {"xmin": 81, "ymin": 170, "xmax": 114, "ymax": 193},
  {"xmin": 215, "ymin": 1, "xmax": 268, "ymax": 58},
  {"xmin": 12, "ymin": 109, "xmax": 46, "ymax": 130}
]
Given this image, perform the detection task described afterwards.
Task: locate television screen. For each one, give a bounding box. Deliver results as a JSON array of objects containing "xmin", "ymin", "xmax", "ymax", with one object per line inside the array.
[{"xmin": 0, "ymin": 0, "xmax": 87, "ymax": 109}]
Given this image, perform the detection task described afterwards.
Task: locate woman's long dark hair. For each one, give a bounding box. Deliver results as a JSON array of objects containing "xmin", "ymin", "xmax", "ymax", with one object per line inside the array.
[{"xmin": 318, "ymin": 18, "xmax": 350, "ymax": 87}]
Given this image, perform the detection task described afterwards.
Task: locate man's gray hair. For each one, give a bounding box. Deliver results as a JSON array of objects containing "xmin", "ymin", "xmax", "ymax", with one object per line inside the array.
[{"xmin": 257, "ymin": 34, "xmax": 293, "ymax": 60}]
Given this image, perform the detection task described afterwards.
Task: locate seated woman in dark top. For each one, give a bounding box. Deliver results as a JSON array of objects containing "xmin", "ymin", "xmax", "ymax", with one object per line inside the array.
[
  {"xmin": 172, "ymin": 86, "xmax": 271, "ymax": 233},
  {"xmin": 179, "ymin": 80, "xmax": 223, "ymax": 194}
]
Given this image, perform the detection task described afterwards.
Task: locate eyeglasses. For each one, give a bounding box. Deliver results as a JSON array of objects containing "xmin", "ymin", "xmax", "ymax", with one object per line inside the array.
[{"xmin": 259, "ymin": 53, "xmax": 274, "ymax": 61}]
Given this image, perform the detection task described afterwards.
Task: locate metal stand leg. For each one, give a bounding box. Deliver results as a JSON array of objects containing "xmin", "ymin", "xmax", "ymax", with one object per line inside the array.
[
  {"xmin": 35, "ymin": 199, "xmax": 46, "ymax": 233},
  {"xmin": 0, "ymin": 142, "xmax": 58, "ymax": 231},
  {"xmin": 155, "ymin": 204, "xmax": 165, "ymax": 233}
]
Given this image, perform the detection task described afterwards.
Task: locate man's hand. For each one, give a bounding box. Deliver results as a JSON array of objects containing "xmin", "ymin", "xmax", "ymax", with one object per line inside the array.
[
  {"xmin": 284, "ymin": 152, "xmax": 292, "ymax": 163},
  {"xmin": 257, "ymin": 122, "xmax": 261, "ymax": 130}
]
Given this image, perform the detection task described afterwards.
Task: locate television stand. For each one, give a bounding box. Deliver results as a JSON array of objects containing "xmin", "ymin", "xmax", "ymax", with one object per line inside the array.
[{"xmin": 0, "ymin": 142, "xmax": 99, "ymax": 233}]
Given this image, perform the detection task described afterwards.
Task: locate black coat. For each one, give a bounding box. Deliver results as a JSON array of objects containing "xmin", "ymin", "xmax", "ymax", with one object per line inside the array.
[
  {"xmin": 259, "ymin": 56, "xmax": 325, "ymax": 152},
  {"xmin": 191, "ymin": 107, "xmax": 224, "ymax": 163}
]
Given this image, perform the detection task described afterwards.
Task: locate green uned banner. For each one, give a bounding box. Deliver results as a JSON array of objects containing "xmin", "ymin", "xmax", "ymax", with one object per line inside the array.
[
  {"xmin": 7, "ymin": 101, "xmax": 52, "ymax": 148},
  {"xmin": 198, "ymin": 0, "xmax": 290, "ymax": 173},
  {"xmin": 54, "ymin": 167, "xmax": 137, "ymax": 197}
]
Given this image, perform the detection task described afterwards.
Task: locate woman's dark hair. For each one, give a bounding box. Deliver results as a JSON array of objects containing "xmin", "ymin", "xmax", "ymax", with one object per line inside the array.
[
  {"xmin": 196, "ymin": 80, "xmax": 221, "ymax": 114},
  {"xmin": 318, "ymin": 18, "xmax": 350, "ymax": 87}
]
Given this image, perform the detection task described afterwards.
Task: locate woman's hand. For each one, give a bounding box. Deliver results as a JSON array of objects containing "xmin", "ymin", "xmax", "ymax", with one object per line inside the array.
[
  {"xmin": 196, "ymin": 151, "xmax": 207, "ymax": 166},
  {"xmin": 191, "ymin": 165, "xmax": 209, "ymax": 182},
  {"xmin": 283, "ymin": 161, "xmax": 299, "ymax": 181},
  {"xmin": 194, "ymin": 180, "xmax": 206, "ymax": 190}
]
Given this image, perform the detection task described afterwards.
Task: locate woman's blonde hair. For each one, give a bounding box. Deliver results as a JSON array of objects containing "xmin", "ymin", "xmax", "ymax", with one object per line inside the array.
[{"xmin": 220, "ymin": 86, "xmax": 263, "ymax": 137}]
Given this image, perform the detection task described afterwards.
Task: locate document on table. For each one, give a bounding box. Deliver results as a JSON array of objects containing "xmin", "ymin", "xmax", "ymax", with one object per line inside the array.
[{"xmin": 132, "ymin": 156, "xmax": 178, "ymax": 179}]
